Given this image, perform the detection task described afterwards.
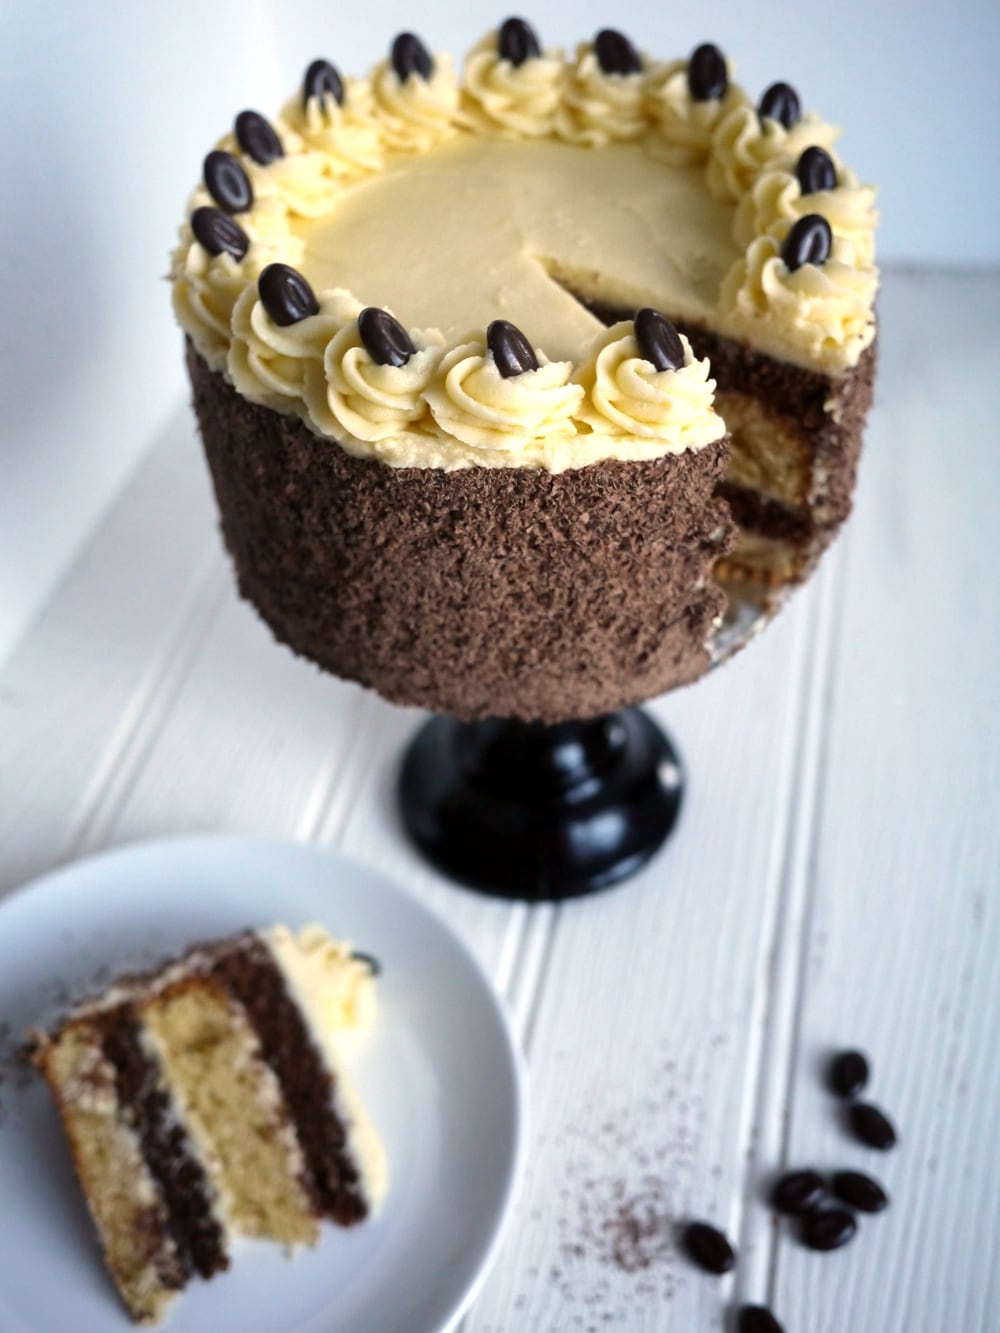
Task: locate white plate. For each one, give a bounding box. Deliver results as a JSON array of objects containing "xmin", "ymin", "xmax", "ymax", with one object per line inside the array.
[{"xmin": 0, "ymin": 836, "xmax": 526, "ymax": 1333}]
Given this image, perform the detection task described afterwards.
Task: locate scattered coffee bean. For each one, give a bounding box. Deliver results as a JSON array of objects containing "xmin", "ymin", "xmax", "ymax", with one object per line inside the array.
[
  {"xmin": 828, "ymin": 1049, "xmax": 870, "ymax": 1098},
  {"xmin": 487, "ymin": 320, "xmax": 539, "ymax": 377},
  {"xmin": 771, "ymin": 1168, "xmax": 827, "ymax": 1216},
  {"xmin": 203, "ymin": 150, "xmax": 253, "ymax": 214},
  {"xmin": 235, "ymin": 109, "xmax": 284, "ymax": 165},
  {"xmin": 391, "ymin": 31, "xmax": 433, "ymax": 82},
  {"xmin": 633, "ymin": 308, "xmax": 684, "ymax": 371},
  {"xmin": 190, "ymin": 206, "xmax": 248, "ymax": 261},
  {"xmin": 303, "ymin": 58, "xmax": 344, "ymax": 110},
  {"xmin": 848, "ymin": 1102, "xmax": 897, "ymax": 1151},
  {"xmin": 687, "ymin": 43, "xmax": 728, "ymax": 101},
  {"xmin": 758, "ymin": 81, "xmax": 801, "ymax": 130},
  {"xmin": 497, "ymin": 16, "xmax": 541, "ymax": 67},
  {"xmin": 738, "ymin": 1305, "xmax": 785, "ymax": 1333},
  {"xmin": 594, "ymin": 28, "xmax": 641, "ymax": 76},
  {"xmin": 831, "ymin": 1170, "xmax": 889, "ymax": 1213},
  {"xmin": 350, "ymin": 950, "xmax": 382, "ymax": 976},
  {"xmin": 781, "ymin": 213, "xmax": 832, "ymax": 271},
  {"xmin": 358, "ymin": 307, "xmax": 415, "ymax": 368},
  {"xmin": 681, "ymin": 1220, "xmax": 737, "ymax": 1275},
  {"xmin": 258, "ymin": 263, "xmax": 319, "ymax": 326},
  {"xmin": 800, "ymin": 1206, "xmax": 857, "ymax": 1251},
  {"xmin": 797, "ymin": 146, "xmax": 838, "ymax": 195}
]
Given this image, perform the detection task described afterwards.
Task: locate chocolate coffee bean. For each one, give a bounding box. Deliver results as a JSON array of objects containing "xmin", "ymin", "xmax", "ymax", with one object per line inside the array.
[
  {"xmin": 634, "ymin": 308, "xmax": 684, "ymax": 372},
  {"xmin": 258, "ymin": 263, "xmax": 319, "ymax": 326},
  {"xmin": 391, "ymin": 32, "xmax": 433, "ymax": 82},
  {"xmin": 594, "ymin": 28, "xmax": 641, "ymax": 76},
  {"xmin": 781, "ymin": 214, "xmax": 832, "ymax": 271},
  {"xmin": 190, "ymin": 206, "xmax": 249, "ymax": 261},
  {"xmin": 831, "ymin": 1170, "xmax": 889, "ymax": 1213},
  {"xmin": 303, "ymin": 58, "xmax": 344, "ymax": 110},
  {"xmin": 487, "ymin": 320, "xmax": 539, "ymax": 377},
  {"xmin": 738, "ymin": 1306, "xmax": 785, "ymax": 1333},
  {"xmin": 848, "ymin": 1102, "xmax": 897, "ymax": 1150},
  {"xmin": 687, "ymin": 43, "xmax": 728, "ymax": 101},
  {"xmin": 771, "ymin": 1168, "xmax": 827, "ymax": 1216},
  {"xmin": 498, "ymin": 16, "xmax": 541, "ymax": 67},
  {"xmin": 828, "ymin": 1049, "xmax": 870, "ymax": 1098},
  {"xmin": 799, "ymin": 1206, "xmax": 857, "ymax": 1251},
  {"xmin": 203, "ymin": 150, "xmax": 253, "ymax": 214},
  {"xmin": 358, "ymin": 307, "xmax": 415, "ymax": 368},
  {"xmin": 235, "ymin": 110, "xmax": 284, "ymax": 165},
  {"xmin": 797, "ymin": 146, "xmax": 838, "ymax": 195},
  {"xmin": 350, "ymin": 950, "xmax": 382, "ymax": 976},
  {"xmin": 681, "ymin": 1221, "xmax": 736, "ymax": 1275},
  {"xmin": 759, "ymin": 81, "xmax": 801, "ymax": 130}
]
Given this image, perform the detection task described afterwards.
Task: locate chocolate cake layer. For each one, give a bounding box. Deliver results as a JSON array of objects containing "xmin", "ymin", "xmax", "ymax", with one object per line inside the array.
[{"xmin": 187, "ymin": 344, "xmax": 735, "ymax": 724}]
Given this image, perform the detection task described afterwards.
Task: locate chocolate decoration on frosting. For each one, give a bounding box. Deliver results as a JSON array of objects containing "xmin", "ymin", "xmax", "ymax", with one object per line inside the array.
[
  {"xmin": 258, "ymin": 263, "xmax": 319, "ymax": 326},
  {"xmin": 303, "ymin": 58, "xmax": 344, "ymax": 110},
  {"xmin": 235, "ymin": 110, "xmax": 284, "ymax": 165},
  {"xmin": 391, "ymin": 32, "xmax": 433, "ymax": 82},
  {"xmin": 594, "ymin": 28, "xmax": 641, "ymax": 76},
  {"xmin": 634, "ymin": 308, "xmax": 684, "ymax": 372},
  {"xmin": 350, "ymin": 951, "xmax": 382, "ymax": 976},
  {"xmin": 758, "ymin": 81, "xmax": 801, "ymax": 130},
  {"xmin": 738, "ymin": 1307, "xmax": 785, "ymax": 1333},
  {"xmin": 487, "ymin": 319, "xmax": 539, "ymax": 377},
  {"xmin": 797, "ymin": 145, "xmax": 838, "ymax": 195},
  {"xmin": 203, "ymin": 151, "xmax": 253, "ymax": 215},
  {"xmin": 498, "ymin": 16, "xmax": 541, "ymax": 67},
  {"xmin": 191, "ymin": 206, "xmax": 249, "ymax": 261},
  {"xmin": 358, "ymin": 307, "xmax": 415, "ymax": 367},
  {"xmin": 782, "ymin": 213, "xmax": 833, "ymax": 271},
  {"xmin": 687, "ymin": 43, "xmax": 728, "ymax": 101},
  {"xmin": 799, "ymin": 1207, "xmax": 857, "ymax": 1251}
]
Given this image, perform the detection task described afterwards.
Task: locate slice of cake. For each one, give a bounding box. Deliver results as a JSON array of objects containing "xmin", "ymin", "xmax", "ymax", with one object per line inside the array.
[{"xmin": 30, "ymin": 924, "xmax": 386, "ymax": 1326}]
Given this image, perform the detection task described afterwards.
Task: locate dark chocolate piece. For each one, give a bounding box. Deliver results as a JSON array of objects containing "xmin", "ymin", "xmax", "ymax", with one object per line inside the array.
[
  {"xmin": 234, "ymin": 109, "xmax": 284, "ymax": 165},
  {"xmin": 759, "ymin": 81, "xmax": 801, "ymax": 130},
  {"xmin": 634, "ymin": 308, "xmax": 684, "ymax": 372},
  {"xmin": 831, "ymin": 1169, "xmax": 889, "ymax": 1213},
  {"xmin": 828, "ymin": 1048, "xmax": 870, "ymax": 1098},
  {"xmin": 738, "ymin": 1306, "xmax": 785, "ymax": 1333},
  {"xmin": 687, "ymin": 43, "xmax": 728, "ymax": 101},
  {"xmin": 800, "ymin": 1206, "xmax": 857, "ymax": 1251},
  {"xmin": 771, "ymin": 1168, "xmax": 827, "ymax": 1216},
  {"xmin": 358, "ymin": 307, "xmax": 415, "ymax": 368},
  {"xmin": 258, "ymin": 264, "xmax": 319, "ymax": 326},
  {"xmin": 498, "ymin": 16, "xmax": 541, "ymax": 66},
  {"xmin": 594, "ymin": 28, "xmax": 641, "ymax": 76},
  {"xmin": 681, "ymin": 1220, "xmax": 736, "ymax": 1274},
  {"xmin": 797, "ymin": 146, "xmax": 838, "ymax": 195},
  {"xmin": 350, "ymin": 951, "xmax": 382, "ymax": 976},
  {"xmin": 303, "ymin": 58, "xmax": 344, "ymax": 110},
  {"xmin": 191, "ymin": 206, "xmax": 249, "ymax": 261},
  {"xmin": 203, "ymin": 150, "xmax": 253, "ymax": 214},
  {"xmin": 487, "ymin": 319, "xmax": 539, "ymax": 377},
  {"xmin": 848, "ymin": 1101, "xmax": 898, "ymax": 1150},
  {"xmin": 781, "ymin": 214, "xmax": 832, "ymax": 271},
  {"xmin": 391, "ymin": 32, "xmax": 433, "ymax": 82}
]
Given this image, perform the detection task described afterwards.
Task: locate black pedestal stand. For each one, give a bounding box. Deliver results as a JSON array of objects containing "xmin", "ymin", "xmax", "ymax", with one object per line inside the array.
[{"xmin": 398, "ymin": 708, "xmax": 684, "ymax": 902}]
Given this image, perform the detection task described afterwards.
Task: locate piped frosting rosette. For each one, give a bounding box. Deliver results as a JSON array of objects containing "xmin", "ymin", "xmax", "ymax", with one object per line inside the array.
[
  {"xmin": 645, "ymin": 56, "xmax": 748, "ymax": 166},
  {"xmin": 369, "ymin": 50, "xmax": 467, "ymax": 154},
  {"xmin": 280, "ymin": 79, "xmax": 385, "ymax": 181},
  {"xmin": 707, "ymin": 103, "xmax": 840, "ymax": 202},
  {"xmin": 461, "ymin": 30, "xmax": 565, "ymax": 138},
  {"xmin": 734, "ymin": 159, "xmax": 878, "ymax": 267},
  {"xmin": 555, "ymin": 41, "xmax": 648, "ymax": 146},
  {"xmin": 227, "ymin": 284, "xmax": 354, "ymax": 411}
]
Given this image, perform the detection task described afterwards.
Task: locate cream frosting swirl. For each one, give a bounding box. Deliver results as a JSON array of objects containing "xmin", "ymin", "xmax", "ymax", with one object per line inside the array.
[
  {"xmin": 280, "ymin": 80, "xmax": 385, "ymax": 180},
  {"xmin": 369, "ymin": 53, "xmax": 467, "ymax": 154},
  {"xmin": 644, "ymin": 58, "xmax": 749, "ymax": 166},
  {"xmin": 227, "ymin": 285, "xmax": 354, "ymax": 407},
  {"xmin": 733, "ymin": 162, "xmax": 878, "ymax": 267},
  {"xmin": 707, "ymin": 104, "xmax": 841, "ymax": 202},
  {"xmin": 461, "ymin": 32, "xmax": 565, "ymax": 138},
  {"xmin": 555, "ymin": 43, "xmax": 649, "ymax": 146}
]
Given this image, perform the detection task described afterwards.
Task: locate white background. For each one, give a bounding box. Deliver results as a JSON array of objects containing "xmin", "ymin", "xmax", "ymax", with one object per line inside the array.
[{"xmin": 2, "ymin": 0, "xmax": 998, "ymax": 667}]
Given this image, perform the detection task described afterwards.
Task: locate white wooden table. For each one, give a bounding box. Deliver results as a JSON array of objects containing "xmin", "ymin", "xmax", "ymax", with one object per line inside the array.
[{"xmin": 2, "ymin": 267, "xmax": 998, "ymax": 1333}]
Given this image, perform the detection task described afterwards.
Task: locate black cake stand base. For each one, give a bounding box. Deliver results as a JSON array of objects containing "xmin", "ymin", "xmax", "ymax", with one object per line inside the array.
[{"xmin": 398, "ymin": 708, "xmax": 684, "ymax": 902}]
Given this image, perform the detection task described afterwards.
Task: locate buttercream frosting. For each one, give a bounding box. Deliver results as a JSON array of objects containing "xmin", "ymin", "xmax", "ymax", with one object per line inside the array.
[
  {"xmin": 706, "ymin": 103, "xmax": 841, "ymax": 202},
  {"xmin": 555, "ymin": 42, "xmax": 648, "ymax": 146},
  {"xmin": 645, "ymin": 57, "xmax": 749, "ymax": 165},
  {"xmin": 461, "ymin": 31, "xmax": 565, "ymax": 138}
]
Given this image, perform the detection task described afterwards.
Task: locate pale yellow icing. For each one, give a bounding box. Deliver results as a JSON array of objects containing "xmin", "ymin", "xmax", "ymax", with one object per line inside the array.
[
  {"xmin": 555, "ymin": 43, "xmax": 648, "ymax": 146},
  {"xmin": 368, "ymin": 53, "xmax": 467, "ymax": 155},
  {"xmin": 280, "ymin": 81, "xmax": 384, "ymax": 181},
  {"xmin": 645, "ymin": 57, "xmax": 749, "ymax": 166},
  {"xmin": 461, "ymin": 31, "xmax": 565, "ymax": 138},
  {"xmin": 733, "ymin": 162, "xmax": 878, "ymax": 267},
  {"xmin": 707, "ymin": 103, "xmax": 841, "ymax": 202}
]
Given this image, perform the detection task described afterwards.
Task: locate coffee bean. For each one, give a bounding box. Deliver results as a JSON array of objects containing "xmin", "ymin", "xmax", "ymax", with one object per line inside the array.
[
  {"xmin": 235, "ymin": 110, "xmax": 284, "ymax": 165},
  {"xmin": 487, "ymin": 320, "xmax": 539, "ymax": 378},
  {"xmin": 303, "ymin": 58, "xmax": 344, "ymax": 110},
  {"xmin": 634, "ymin": 308, "xmax": 684, "ymax": 372},
  {"xmin": 738, "ymin": 1305, "xmax": 785, "ymax": 1333},
  {"xmin": 391, "ymin": 32, "xmax": 433, "ymax": 83},
  {"xmin": 781, "ymin": 213, "xmax": 832, "ymax": 271},
  {"xmin": 681, "ymin": 1220, "xmax": 736, "ymax": 1275},
  {"xmin": 358, "ymin": 307, "xmax": 415, "ymax": 368},
  {"xmin": 203, "ymin": 150, "xmax": 253, "ymax": 215},
  {"xmin": 498, "ymin": 16, "xmax": 541, "ymax": 67},
  {"xmin": 771, "ymin": 1168, "xmax": 827, "ymax": 1216},
  {"xmin": 594, "ymin": 28, "xmax": 641, "ymax": 76},
  {"xmin": 258, "ymin": 263, "xmax": 319, "ymax": 326},
  {"xmin": 350, "ymin": 950, "xmax": 382, "ymax": 976},
  {"xmin": 687, "ymin": 43, "xmax": 728, "ymax": 101},
  {"xmin": 800, "ymin": 1206, "xmax": 857, "ymax": 1251},
  {"xmin": 797, "ymin": 146, "xmax": 838, "ymax": 195},
  {"xmin": 831, "ymin": 1170, "xmax": 889, "ymax": 1213},
  {"xmin": 758, "ymin": 81, "xmax": 801, "ymax": 130},
  {"xmin": 828, "ymin": 1049, "xmax": 870, "ymax": 1098},
  {"xmin": 848, "ymin": 1102, "xmax": 897, "ymax": 1151},
  {"xmin": 190, "ymin": 206, "xmax": 249, "ymax": 261}
]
